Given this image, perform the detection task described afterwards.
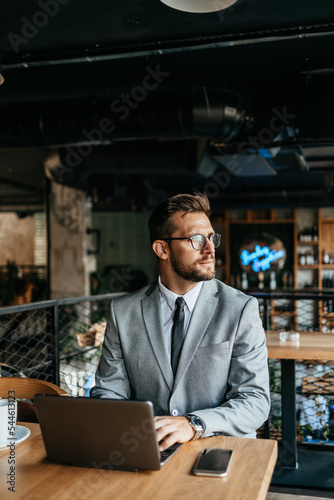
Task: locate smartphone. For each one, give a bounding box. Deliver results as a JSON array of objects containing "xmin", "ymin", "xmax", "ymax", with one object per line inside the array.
[{"xmin": 193, "ymin": 448, "xmax": 233, "ymax": 477}]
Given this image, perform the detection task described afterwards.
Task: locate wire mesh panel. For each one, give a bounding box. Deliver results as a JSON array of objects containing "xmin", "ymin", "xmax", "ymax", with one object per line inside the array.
[
  {"xmin": 295, "ymin": 298, "xmax": 318, "ymax": 331},
  {"xmin": 0, "ymin": 293, "xmax": 123, "ymax": 392},
  {"xmin": 297, "ymin": 360, "xmax": 334, "ymax": 443},
  {"xmin": 253, "ymin": 292, "xmax": 334, "ymax": 446},
  {"xmin": 271, "ymin": 296, "xmax": 296, "ymax": 332},
  {"xmin": 58, "ymin": 293, "xmax": 123, "ymax": 397},
  {"xmin": 0, "ymin": 302, "xmax": 57, "ymax": 382},
  {"xmin": 265, "ymin": 359, "xmax": 334, "ymax": 443}
]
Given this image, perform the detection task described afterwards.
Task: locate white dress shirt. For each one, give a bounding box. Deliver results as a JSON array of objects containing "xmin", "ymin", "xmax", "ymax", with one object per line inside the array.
[{"xmin": 158, "ymin": 276, "xmax": 203, "ymax": 359}]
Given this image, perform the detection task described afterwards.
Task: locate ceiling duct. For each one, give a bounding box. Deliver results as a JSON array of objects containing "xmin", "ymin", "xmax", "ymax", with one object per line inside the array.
[
  {"xmin": 0, "ymin": 88, "xmax": 252, "ymax": 149},
  {"xmin": 45, "ymin": 139, "xmax": 202, "ymax": 189}
]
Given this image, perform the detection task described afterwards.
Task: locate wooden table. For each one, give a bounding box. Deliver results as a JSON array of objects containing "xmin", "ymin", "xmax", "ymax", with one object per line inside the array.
[
  {"xmin": 266, "ymin": 331, "xmax": 334, "ymax": 470},
  {"xmin": 0, "ymin": 423, "xmax": 277, "ymax": 500},
  {"xmin": 266, "ymin": 331, "xmax": 334, "ymax": 361}
]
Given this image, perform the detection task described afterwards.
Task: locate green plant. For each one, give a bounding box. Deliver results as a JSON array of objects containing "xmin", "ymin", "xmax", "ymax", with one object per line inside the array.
[
  {"xmin": 269, "ymin": 359, "xmax": 281, "ymax": 393},
  {"xmin": 300, "ymin": 395, "xmax": 330, "ymax": 443}
]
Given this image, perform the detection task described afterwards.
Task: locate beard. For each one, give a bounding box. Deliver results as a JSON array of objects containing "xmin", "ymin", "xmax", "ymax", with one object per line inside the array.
[{"xmin": 170, "ymin": 247, "xmax": 216, "ymax": 282}]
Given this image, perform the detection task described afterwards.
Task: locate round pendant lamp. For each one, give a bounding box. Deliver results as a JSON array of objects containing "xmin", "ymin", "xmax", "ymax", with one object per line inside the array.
[{"xmin": 159, "ymin": 0, "xmax": 239, "ymax": 13}]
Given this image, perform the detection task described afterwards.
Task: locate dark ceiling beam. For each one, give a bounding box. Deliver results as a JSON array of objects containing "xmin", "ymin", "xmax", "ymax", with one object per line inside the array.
[
  {"xmin": 3, "ymin": 25, "xmax": 334, "ymax": 70},
  {"xmin": 0, "ymin": 198, "xmax": 43, "ymax": 211},
  {"xmin": 0, "ymin": 176, "xmax": 44, "ymax": 193},
  {"xmin": 0, "ymin": 88, "xmax": 251, "ymax": 149}
]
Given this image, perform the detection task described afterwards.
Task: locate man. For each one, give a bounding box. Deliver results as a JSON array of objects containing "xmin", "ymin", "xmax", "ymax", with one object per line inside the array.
[{"xmin": 91, "ymin": 193, "xmax": 270, "ymax": 451}]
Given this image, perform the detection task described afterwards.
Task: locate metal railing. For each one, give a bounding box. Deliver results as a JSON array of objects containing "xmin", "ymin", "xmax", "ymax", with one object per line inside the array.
[
  {"xmin": 0, "ymin": 292, "xmax": 124, "ymax": 394},
  {"xmin": 1, "ymin": 288, "xmax": 334, "ymax": 445}
]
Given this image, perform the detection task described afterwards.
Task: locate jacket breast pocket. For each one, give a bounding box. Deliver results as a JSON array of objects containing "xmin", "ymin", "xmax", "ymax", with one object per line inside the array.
[{"xmin": 195, "ymin": 341, "xmax": 230, "ymax": 355}]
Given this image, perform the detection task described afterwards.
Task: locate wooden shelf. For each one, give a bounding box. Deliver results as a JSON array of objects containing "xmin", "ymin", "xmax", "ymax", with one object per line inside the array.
[
  {"xmin": 297, "ymin": 241, "xmax": 319, "ymax": 245},
  {"xmin": 271, "ymin": 310, "xmax": 296, "ymax": 317},
  {"xmin": 215, "ymin": 207, "xmax": 334, "ymax": 332},
  {"xmin": 296, "ymin": 265, "xmax": 319, "ymax": 269},
  {"xmin": 319, "ymin": 312, "xmax": 334, "ymax": 318}
]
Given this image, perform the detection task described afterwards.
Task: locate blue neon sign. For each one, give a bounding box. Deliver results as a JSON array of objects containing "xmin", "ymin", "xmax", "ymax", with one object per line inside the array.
[{"xmin": 240, "ymin": 244, "xmax": 285, "ymax": 272}]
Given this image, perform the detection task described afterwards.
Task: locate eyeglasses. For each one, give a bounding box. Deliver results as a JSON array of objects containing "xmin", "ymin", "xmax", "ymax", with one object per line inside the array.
[{"xmin": 161, "ymin": 233, "xmax": 221, "ymax": 251}]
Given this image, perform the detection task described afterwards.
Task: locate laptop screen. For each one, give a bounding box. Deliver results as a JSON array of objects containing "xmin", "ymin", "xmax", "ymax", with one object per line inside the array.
[{"xmin": 35, "ymin": 395, "xmax": 163, "ymax": 471}]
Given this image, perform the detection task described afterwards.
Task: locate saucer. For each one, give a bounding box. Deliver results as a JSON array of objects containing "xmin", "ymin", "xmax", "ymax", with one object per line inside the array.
[{"xmin": 0, "ymin": 425, "xmax": 31, "ymax": 450}]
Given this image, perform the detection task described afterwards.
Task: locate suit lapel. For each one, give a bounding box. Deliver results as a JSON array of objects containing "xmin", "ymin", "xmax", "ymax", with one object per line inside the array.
[
  {"xmin": 141, "ymin": 283, "xmax": 174, "ymax": 391},
  {"xmin": 173, "ymin": 280, "xmax": 219, "ymax": 390}
]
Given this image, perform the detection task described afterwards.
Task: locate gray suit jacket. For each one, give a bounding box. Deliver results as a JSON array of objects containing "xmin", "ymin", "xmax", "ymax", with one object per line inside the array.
[{"xmin": 91, "ymin": 279, "xmax": 270, "ymax": 438}]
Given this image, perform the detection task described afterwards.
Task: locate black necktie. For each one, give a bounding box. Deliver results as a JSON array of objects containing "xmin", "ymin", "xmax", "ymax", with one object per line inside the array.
[{"xmin": 171, "ymin": 297, "xmax": 186, "ymax": 376}]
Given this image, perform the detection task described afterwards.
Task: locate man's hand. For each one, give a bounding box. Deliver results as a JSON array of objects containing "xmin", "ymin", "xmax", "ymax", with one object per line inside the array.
[{"xmin": 154, "ymin": 416, "xmax": 195, "ymax": 451}]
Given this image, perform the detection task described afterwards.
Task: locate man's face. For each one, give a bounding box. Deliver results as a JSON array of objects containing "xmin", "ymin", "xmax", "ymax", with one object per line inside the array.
[{"xmin": 168, "ymin": 211, "xmax": 216, "ymax": 282}]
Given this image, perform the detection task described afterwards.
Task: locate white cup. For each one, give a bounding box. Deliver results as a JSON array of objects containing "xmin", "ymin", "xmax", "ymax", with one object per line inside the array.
[
  {"xmin": 0, "ymin": 398, "xmax": 18, "ymax": 444},
  {"xmin": 279, "ymin": 330, "xmax": 300, "ymax": 342}
]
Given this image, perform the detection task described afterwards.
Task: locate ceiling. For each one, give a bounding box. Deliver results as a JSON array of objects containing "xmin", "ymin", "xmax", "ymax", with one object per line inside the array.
[{"xmin": 2, "ymin": 0, "xmax": 334, "ymax": 211}]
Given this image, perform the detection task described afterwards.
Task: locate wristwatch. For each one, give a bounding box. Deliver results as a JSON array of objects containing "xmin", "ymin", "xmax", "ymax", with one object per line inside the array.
[{"xmin": 185, "ymin": 414, "xmax": 205, "ymax": 439}]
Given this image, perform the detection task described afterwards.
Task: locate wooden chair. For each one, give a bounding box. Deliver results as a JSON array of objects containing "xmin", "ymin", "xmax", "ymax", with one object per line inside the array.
[{"xmin": 0, "ymin": 377, "xmax": 67, "ymax": 423}]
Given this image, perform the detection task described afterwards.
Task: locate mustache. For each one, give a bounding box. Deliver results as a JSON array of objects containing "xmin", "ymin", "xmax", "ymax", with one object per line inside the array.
[{"xmin": 198, "ymin": 257, "xmax": 215, "ymax": 263}]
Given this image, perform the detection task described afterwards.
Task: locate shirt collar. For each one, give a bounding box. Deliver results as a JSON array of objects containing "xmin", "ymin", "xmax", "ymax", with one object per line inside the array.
[{"xmin": 158, "ymin": 276, "xmax": 203, "ymax": 312}]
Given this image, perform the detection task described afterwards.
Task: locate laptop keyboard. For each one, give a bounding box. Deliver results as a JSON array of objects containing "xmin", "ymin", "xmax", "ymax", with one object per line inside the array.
[{"xmin": 160, "ymin": 443, "xmax": 182, "ymax": 465}]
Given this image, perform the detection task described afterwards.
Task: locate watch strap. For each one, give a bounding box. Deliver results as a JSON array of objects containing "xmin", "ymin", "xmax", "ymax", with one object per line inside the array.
[{"xmin": 185, "ymin": 414, "xmax": 205, "ymax": 440}]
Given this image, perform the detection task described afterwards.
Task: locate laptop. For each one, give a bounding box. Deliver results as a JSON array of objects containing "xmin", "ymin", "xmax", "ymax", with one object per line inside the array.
[{"xmin": 34, "ymin": 395, "xmax": 181, "ymax": 471}]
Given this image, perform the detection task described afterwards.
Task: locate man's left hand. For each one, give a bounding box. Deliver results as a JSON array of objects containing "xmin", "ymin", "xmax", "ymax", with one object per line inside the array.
[{"xmin": 154, "ymin": 416, "xmax": 195, "ymax": 451}]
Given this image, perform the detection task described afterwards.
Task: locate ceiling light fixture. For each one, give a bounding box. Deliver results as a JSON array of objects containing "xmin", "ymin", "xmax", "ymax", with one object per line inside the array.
[{"xmin": 159, "ymin": 0, "xmax": 238, "ymax": 13}]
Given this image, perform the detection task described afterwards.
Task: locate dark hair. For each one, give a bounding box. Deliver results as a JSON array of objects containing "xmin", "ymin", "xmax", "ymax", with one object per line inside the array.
[{"xmin": 148, "ymin": 192, "xmax": 211, "ymax": 244}]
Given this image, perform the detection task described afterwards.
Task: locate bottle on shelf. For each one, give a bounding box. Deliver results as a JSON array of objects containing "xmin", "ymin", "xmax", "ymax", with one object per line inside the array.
[
  {"xmin": 270, "ymin": 271, "xmax": 277, "ymax": 290},
  {"xmin": 258, "ymin": 271, "xmax": 264, "ymax": 289},
  {"xmin": 299, "ymin": 248, "xmax": 317, "ymax": 266},
  {"xmin": 314, "ymin": 246, "xmax": 319, "ymax": 264},
  {"xmin": 288, "ymin": 272, "xmax": 294, "ymax": 288},
  {"xmin": 302, "ymin": 227, "xmax": 312, "ymax": 242},
  {"xmin": 322, "ymin": 273, "xmax": 334, "ymax": 315},
  {"xmin": 312, "ymin": 224, "xmax": 318, "ymax": 241},
  {"xmin": 323, "ymin": 273, "xmax": 334, "ymax": 288},
  {"xmin": 323, "ymin": 250, "xmax": 329, "ymax": 264},
  {"xmin": 306, "ymin": 250, "xmax": 315, "ymax": 265},
  {"xmin": 282, "ymin": 270, "xmax": 293, "ymax": 288},
  {"xmin": 241, "ymin": 272, "xmax": 248, "ymax": 290},
  {"xmin": 299, "ymin": 253, "xmax": 306, "ymax": 266},
  {"xmin": 299, "ymin": 225, "xmax": 318, "ymax": 242}
]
